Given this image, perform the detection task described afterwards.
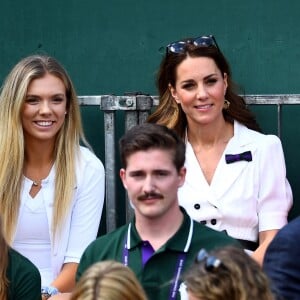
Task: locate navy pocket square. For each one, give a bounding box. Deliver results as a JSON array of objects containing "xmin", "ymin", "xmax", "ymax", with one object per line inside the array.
[{"xmin": 225, "ymin": 151, "xmax": 252, "ymax": 164}]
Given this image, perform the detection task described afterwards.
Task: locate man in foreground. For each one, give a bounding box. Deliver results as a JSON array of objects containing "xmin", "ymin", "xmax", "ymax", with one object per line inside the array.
[{"xmin": 75, "ymin": 123, "xmax": 240, "ymax": 299}]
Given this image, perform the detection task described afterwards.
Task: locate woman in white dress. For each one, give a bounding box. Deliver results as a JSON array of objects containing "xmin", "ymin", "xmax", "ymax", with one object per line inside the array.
[{"xmin": 148, "ymin": 34, "xmax": 292, "ymax": 265}]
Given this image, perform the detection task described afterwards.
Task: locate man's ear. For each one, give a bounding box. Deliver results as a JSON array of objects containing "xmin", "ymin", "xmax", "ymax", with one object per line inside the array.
[
  {"xmin": 120, "ymin": 168, "xmax": 127, "ymax": 189},
  {"xmin": 178, "ymin": 167, "xmax": 186, "ymax": 188}
]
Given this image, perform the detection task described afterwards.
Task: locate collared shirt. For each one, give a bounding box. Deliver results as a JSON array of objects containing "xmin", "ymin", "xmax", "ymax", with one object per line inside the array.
[{"xmin": 77, "ymin": 208, "xmax": 239, "ymax": 300}]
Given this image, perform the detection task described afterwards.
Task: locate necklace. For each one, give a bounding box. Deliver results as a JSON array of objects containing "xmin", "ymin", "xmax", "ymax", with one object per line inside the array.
[
  {"xmin": 32, "ymin": 180, "xmax": 41, "ymax": 187},
  {"xmin": 25, "ymin": 160, "xmax": 53, "ymax": 188}
]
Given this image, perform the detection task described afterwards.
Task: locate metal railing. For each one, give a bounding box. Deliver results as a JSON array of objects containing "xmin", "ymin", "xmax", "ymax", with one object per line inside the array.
[{"xmin": 78, "ymin": 94, "xmax": 300, "ymax": 232}]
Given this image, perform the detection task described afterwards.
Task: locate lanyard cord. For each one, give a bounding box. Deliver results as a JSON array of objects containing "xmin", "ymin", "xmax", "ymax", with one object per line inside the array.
[{"xmin": 123, "ymin": 217, "xmax": 194, "ymax": 299}]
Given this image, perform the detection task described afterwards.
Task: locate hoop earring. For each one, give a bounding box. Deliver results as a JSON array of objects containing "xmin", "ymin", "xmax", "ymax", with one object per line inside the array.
[{"xmin": 223, "ymin": 99, "xmax": 230, "ymax": 110}]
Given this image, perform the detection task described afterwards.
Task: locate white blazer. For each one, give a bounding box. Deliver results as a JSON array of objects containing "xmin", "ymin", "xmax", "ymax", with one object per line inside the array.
[
  {"xmin": 178, "ymin": 121, "xmax": 293, "ymax": 242},
  {"xmin": 16, "ymin": 146, "xmax": 105, "ymax": 280}
]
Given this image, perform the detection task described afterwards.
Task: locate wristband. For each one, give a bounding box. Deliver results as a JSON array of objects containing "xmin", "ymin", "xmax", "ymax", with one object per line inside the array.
[{"xmin": 41, "ymin": 286, "xmax": 59, "ymax": 299}]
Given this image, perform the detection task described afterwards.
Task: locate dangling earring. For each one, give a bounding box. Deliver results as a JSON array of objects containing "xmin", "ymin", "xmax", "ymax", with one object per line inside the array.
[
  {"xmin": 223, "ymin": 99, "xmax": 230, "ymax": 110},
  {"xmin": 173, "ymin": 96, "xmax": 180, "ymax": 104}
]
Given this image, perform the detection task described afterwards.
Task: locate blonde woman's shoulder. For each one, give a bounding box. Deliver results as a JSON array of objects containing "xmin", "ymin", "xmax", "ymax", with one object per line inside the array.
[{"xmin": 78, "ymin": 146, "xmax": 105, "ymax": 172}]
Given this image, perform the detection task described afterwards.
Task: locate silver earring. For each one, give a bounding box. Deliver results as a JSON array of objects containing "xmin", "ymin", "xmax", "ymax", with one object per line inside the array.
[{"xmin": 224, "ymin": 99, "xmax": 230, "ymax": 110}]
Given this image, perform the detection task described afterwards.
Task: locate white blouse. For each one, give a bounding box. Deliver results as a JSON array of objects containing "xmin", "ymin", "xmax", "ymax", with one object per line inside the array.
[
  {"xmin": 13, "ymin": 146, "xmax": 105, "ymax": 283},
  {"xmin": 14, "ymin": 185, "xmax": 52, "ymax": 286}
]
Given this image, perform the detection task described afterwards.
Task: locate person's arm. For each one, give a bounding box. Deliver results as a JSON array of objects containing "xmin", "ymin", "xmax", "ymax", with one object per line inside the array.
[
  {"xmin": 51, "ymin": 262, "xmax": 78, "ymax": 292},
  {"xmin": 49, "ymin": 293, "xmax": 72, "ymax": 300},
  {"xmin": 255, "ymin": 135, "xmax": 292, "ymax": 263},
  {"xmin": 251, "ymin": 229, "xmax": 278, "ymax": 265},
  {"xmin": 49, "ymin": 150, "xmax": 105, "ymax": 294},
  {"xmin": 47, "ymin": 236, "xmax": 109, "ymax": 300}
]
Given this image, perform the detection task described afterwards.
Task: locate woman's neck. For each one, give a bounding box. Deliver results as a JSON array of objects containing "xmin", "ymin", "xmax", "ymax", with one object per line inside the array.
[
  {"xmin": 187, "ymin": 119, "xmax": 233, "ymax": 150},
  {"xmin": 23, "ymin": 139, "xmax": 55, "ymax": 185},
  {"xmin": 24, "ymin": 138, "xmax": 55, "ymax": 164}
]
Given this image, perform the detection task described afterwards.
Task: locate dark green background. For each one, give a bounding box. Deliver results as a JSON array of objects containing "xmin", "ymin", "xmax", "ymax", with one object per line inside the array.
[{"xmin": 1, "ymin": 0, "xmax": 300, "ymax": 228}]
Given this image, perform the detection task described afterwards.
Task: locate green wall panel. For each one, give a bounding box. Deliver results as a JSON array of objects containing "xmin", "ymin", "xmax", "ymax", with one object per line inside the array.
[
  {"xmin": 1, "ymin": 1, "xmax": 300, "ymax": 95},
  {"xmin": 1, "ymin": 0, "xmax": 300, "ymax": 224}
]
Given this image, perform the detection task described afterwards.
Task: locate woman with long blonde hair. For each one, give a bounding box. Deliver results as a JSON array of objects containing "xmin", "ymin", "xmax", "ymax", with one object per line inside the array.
[{"xmin": 0, "ymin": 55, "xmax": 105, "ymax": 299}]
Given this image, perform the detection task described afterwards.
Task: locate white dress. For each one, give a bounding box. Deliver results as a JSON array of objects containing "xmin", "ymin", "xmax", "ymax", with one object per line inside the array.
[{"xmin": 178, "ymin": 121, "xmax": 293, "ymax": 243}]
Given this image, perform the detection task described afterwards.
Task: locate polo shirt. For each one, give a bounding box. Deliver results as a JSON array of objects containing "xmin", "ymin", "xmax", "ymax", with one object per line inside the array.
[
  {"xmin": 77, "ymin": 208, "xmax": 239, "ymax": 300},
  {"xmin": 7, "ymin": 248, "xmax": 41, "ymax": 300}
]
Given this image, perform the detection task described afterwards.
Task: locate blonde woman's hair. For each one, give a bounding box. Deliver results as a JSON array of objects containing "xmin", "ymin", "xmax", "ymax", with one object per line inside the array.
[
  {"xmin": 0, "ymin": 54, "xmax": 89, "ymax": 242},
  {"xmin": 184, "ymin": 246, "xmax": 275, "ymax": 300},
  {"xmin": 70, "ymin": 261, "xmax": 148, "ymax": 300},
  {"xmin": 0, "ymin": 216, "xmax": 9, "ymax": 299}
]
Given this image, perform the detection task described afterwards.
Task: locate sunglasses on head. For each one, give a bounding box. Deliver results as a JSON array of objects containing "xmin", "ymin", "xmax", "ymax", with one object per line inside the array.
[
  {"xmin": 195, "ymin": 248, "xmax": 224, "ymax": 271},
  {"xmin": 166, "ymin": 35, "xmax": 220, "ymax": 55}
]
